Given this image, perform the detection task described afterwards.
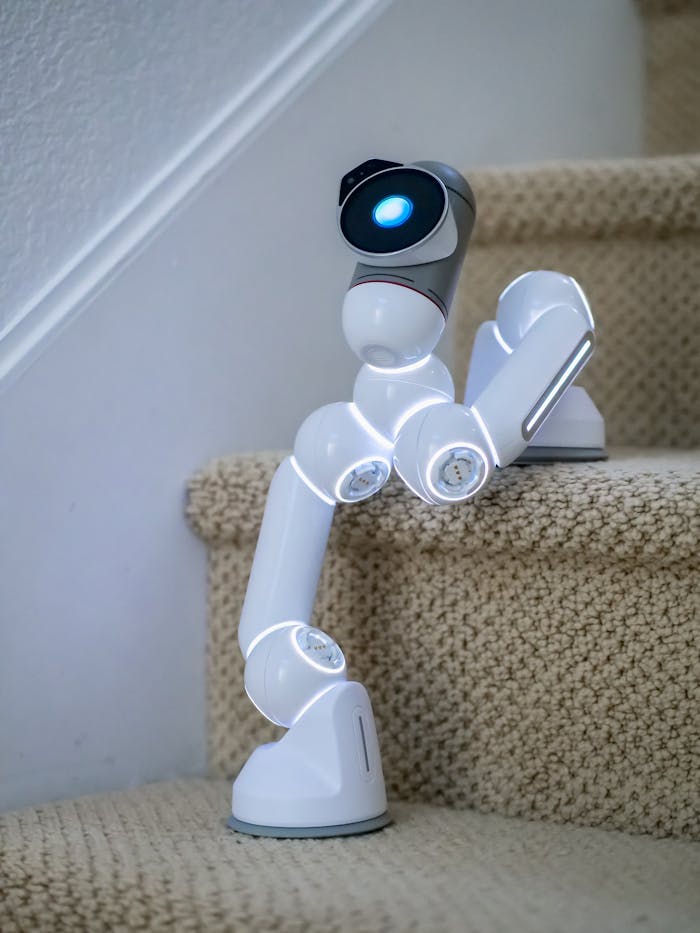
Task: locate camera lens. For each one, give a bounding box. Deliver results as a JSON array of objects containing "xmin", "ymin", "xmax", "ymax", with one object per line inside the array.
[{"xmin": 340, "ymin": 167, "xmax": 446, "ymax": 254}]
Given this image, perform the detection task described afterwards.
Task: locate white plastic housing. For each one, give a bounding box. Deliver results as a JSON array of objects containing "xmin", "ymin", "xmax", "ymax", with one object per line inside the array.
[
  {"xmin": 496, "ymin": 270, "xmax": 594, "ymax": 348},
  {"xmin": 394, "ymin": 402, "xmax": 494, "ymax": 504},
  {"xmin": 353, "ymin": 354, "xmax": 454, "ymax": 442},
  {"xmin": 238, "ymin": 456, "xmax": 334, "ymax": 657},
  {"xmin": 527, "ymin": 385, "xmax": 606, "ymax": 450},
  {"xmin": 233, "ymin": 681, "xmax": 387, "ymax": 829},
  {"xmin": 244, "ymin": 624, "xmax": 347, "ymax": 727},
  {"xmin": 464, "ymin": 320, "xmax": 510, "ymax": 406},
  {"xmin": 342, "ymin": 282, "xmax": 445, "ymax": 367},
  {"xmin": 294, "ymin": 400, "xmax": 392, "ymax": 503},
  {"xmin": 472, "ymin": 305, "xmax": 593, "ymax": 466}
]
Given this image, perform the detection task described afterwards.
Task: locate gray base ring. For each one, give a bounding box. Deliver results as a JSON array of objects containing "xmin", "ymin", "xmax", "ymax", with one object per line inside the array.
[
  {"xmin": 227, "ymin": 811, "xmax": 392, "ymax": 839},
  {"xmin": 514, "ymin": 446, "xmax": 608, "ymax": 464}
]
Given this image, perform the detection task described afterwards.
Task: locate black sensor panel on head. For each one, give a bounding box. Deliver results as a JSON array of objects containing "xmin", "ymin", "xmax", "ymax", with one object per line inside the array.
[
  {"xmin": 338, "ymin": 159, "xmax": 402, "ymax": 206},
  {"xmin": 339, "ymin": 167, "xmax": 446, "ymax": 254}
]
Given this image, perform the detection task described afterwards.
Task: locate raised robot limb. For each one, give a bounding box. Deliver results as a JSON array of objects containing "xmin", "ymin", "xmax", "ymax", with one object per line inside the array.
[
  {"xmin": 394, "ymin": 269, "xmax": 599, "ymax": 504},
  {"xmin": 464, "ymin": 271, "xmax": 606, "ymax": 463}
]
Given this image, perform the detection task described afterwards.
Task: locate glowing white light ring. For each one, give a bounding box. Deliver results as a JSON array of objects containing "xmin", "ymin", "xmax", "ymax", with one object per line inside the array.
[
  {"xmin": 244, "ymin": 621, "xmax": 299, "ymax": 661},
  {"xmin": 492, "ymin": 325, "xmax": 513, "ymax": 355},
  {"xmin": 366, "ymin": 354, "xmax": 432, "ymax": 375},
  {"xmin": 571, "ymin": 278, "xmax": 595, "ymax": 330},
  {"xmin": 349, "ymin": 403, "xmax": 394, "ymax": 449},
  {"xmin": 289, "ymin": 455, "xmax": 336, "ymax": 506},
  {"xmin": 290, "ymin": 685, "xmax": 339, "ymax": 726}
]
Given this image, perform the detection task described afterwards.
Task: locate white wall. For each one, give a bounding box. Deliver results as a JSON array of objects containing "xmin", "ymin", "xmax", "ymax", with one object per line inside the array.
[
  {"xmin": 0, "ymin": 0, "xmax": 643, "ymax": 811},
  {"xmin": 0, "ymin": 0, "xmax": 346, "ymax": 335}
]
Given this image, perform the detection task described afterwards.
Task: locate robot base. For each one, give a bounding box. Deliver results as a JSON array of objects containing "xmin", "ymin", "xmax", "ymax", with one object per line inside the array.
[
  {"xmin": 230, "ymin": 681, "xmax": 389, "ymax": 839},
  {"xmin": 514, "ymin": 386, "xmax": 607, "ymax": 464},
  {"xmin": 228, "ymin": 812, "xmax": 391, "ymax": 839}
]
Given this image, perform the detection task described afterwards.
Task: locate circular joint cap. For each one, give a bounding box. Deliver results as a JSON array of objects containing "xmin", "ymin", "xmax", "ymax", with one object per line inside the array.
[
  {"xmin": 295, "ymin": 626, "xmax": 345, "ymax": 671},
  {"xmin": 338, "ymin": 460, "xmax": 390, "ymax": 502},
  {"xmin": 430, "ymin": 447, "xmax": 487, "ymax": 500}
]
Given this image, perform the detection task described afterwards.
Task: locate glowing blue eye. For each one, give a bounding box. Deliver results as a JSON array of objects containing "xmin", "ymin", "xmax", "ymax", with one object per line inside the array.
[{"xmin": 372, "ymin": 195, "xmax": 413, "ymax": 228}]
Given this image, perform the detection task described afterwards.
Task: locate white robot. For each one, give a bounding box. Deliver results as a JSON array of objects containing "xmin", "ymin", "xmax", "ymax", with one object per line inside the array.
[{"xmin": 230, "ymin": 159, "xmax": 605, "ymax": 838}]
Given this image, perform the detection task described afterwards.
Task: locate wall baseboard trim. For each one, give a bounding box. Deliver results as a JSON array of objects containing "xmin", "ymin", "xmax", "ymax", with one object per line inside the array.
[{"xmin": 0, "ymin": 0, "xmax": 391, "ymax": 391}]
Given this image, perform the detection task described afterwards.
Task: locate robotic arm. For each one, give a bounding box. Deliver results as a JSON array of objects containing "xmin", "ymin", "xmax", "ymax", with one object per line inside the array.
[
  {"xmin": 229, "ymin": 159, "xmax": 600, "ymax": 838},
  {"xmin": 394, "ymin": 270, "xmax": 595, "ymax": 503}
]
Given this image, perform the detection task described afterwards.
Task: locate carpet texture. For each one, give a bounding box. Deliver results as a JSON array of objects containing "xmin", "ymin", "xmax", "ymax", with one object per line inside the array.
[
  {"xmin": 637, "ymin": 0, "xmax": 700, "ymax": 155},
  {"xmin": 187, "ymin": 448, "xmax": 700, "ymax": 841},
  {"xmin": 2, "ymin": 779, "xmax": 700, "ymax": 933},
  {"xmin": 452, "ymin": 156, "xmax": 700, "ymax": 447}
]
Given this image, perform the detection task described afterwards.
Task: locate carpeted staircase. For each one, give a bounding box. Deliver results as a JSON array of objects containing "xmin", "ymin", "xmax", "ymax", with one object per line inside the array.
[{"xmin": 2, "ymin": 6, "xmax": 699, "ymax": 931}]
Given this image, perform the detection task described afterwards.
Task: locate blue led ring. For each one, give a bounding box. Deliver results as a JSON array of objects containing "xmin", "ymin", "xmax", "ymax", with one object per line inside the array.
[{"xmin": 372, "ymin": 195, "xmax": 414, "ymax": 228}]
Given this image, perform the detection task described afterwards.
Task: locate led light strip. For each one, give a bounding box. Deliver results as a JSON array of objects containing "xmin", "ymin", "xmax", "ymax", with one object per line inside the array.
[
  {"xmin": 245, "ymin": 621, "xmax": 298, "ymax": 660},
  {"xmin": 366, "ymin": 354, "xmax": 431, "ymax": 375},
  {"xmin": 522, "ymin": 334, "xmax": 594, "ymax": 440},
  {"xmin": 289, "ymin": 455, "xmax": 336, "ymax": 507},
  {"xmin": 290, "ymin": 685, "xmax": 340, "ymax": 726},
  {"xmin": 492, "ymin": 324, "xmax": 513, "ymax": 355},
  {"xmin": 349, "ymin": 403, "xmax": 394, "ymax": 449}
]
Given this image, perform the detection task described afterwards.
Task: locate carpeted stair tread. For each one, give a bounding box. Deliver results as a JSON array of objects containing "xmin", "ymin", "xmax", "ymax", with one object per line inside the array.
[
  {"xmin": 187, "ymin": 448, "xmax": 700, "ymax": 564},
  {"xmin": 2, "ymin": 778, "xmax": 699, "ymax": 933},
  {"xmin": 467, "ymin": 155, "xmax": 700, "ymax": 244},
  {"xmin": 187, "ymin": 448, "xmax": 700, "ymax": 841}
]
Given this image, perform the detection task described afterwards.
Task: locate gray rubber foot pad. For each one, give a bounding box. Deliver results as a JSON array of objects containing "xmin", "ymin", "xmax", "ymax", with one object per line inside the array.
[
  {"xmin": 514, "ymin": 446, "xmax": 608, "ymax": 464},
  {"xmin": 227, "ymin": 811, "xmax": 392, "ymax": 839}
]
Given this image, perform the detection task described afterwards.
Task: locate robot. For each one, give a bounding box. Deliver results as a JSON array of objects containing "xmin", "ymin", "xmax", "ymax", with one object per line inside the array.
[{"xmin": 229, "ymin": 159, "xmax": 605, "ymax": 838}]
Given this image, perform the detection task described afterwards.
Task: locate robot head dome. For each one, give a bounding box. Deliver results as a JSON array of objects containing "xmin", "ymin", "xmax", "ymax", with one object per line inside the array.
[
  {"xmin": 338, "ymin": 158, "xmax": 476, "ymax": 367},
  {"xmin": 337, "ymin": 158, "xmax": 475, "ymax": 268},
  {"xmin": 342, "ymin": 281, "xmax": 445, "ymax": 368}
]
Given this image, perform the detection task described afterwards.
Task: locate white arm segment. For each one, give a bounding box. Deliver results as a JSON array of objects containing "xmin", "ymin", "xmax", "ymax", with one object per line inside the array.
[
  {"xmin": 464, "ymin": 321, "xmax": 510, "ymax": 406},
  {"xmin": 238, "ymin": 456, "xmax": 335, "ymax": 658},
  {"xmin": 233, "ymin": 435, "xmax": 390, "ymax": 832},
  {"xmin": 238, "ymin": 400, "xmax": 393, "ymax": 730},
  {"xmin": 394, "ymin": 272, "xmax": 596, "ymax": 504},
  {"xmin": 471, "ymin": 304, "xmax": 593, "ymax": 467}
]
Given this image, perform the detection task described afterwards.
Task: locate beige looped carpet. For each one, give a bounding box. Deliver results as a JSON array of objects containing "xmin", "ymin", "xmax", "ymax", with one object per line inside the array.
[{"xmin": 2, "ymin": 779, "xmax": 700, "ymax": 933}]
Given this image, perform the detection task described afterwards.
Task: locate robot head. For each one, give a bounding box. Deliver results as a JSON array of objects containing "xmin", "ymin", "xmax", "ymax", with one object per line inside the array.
[{"xmin": 338, "ymin": 159, "xmax": 476, "ymax": 368}]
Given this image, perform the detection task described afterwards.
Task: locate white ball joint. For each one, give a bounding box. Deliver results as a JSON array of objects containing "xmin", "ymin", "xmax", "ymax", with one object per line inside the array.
[
  {"xmin": 342, "ymin": 281, "xmax": 445, "ymax": 368},
  {"xmin": 394, "ymin": 402, "xmax": 494, "ymax": 504},
  {"xmin": 293, "ymin": 401, "xmax": 392, "ymax": 504},
  {"xmin": 245, "ymin": 625, "xmax": 347, "ymax": 727}
]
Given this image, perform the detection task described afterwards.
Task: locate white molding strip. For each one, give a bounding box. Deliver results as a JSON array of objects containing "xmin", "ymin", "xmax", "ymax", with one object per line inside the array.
[{"xmin": 0, "ymin": 0, "xmax": 392, "ymax": 391}]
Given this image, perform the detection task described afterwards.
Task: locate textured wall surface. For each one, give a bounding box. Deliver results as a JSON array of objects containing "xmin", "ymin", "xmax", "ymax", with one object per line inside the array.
[{"xmin": 0, "ymin": 0, "xmax": 332, "ymax": 334}]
